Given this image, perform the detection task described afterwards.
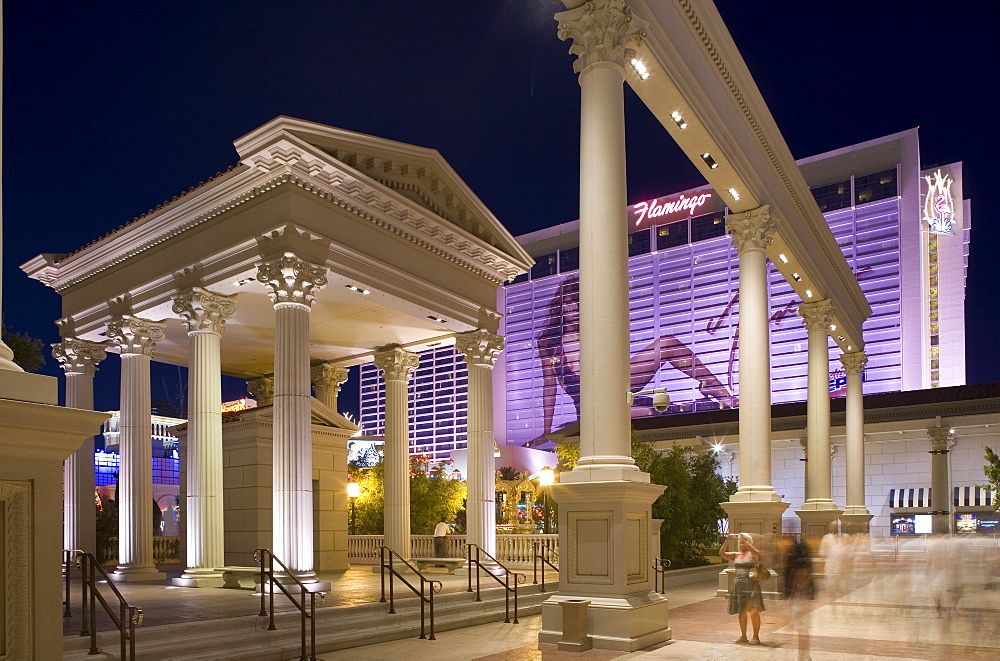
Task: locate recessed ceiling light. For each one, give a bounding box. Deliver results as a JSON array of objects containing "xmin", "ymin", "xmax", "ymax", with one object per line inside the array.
[
  {"xmin": 345, "ymin": 285, "xmax": 370, "ymax": 295},
  {"xmin": 630, "ymin": 58, "xmax": 650, "ymax": 80},
  {"xmin": 670, "ymin": 111, "xmax": 687, "ymax": 129},
  {"xmin": 778, "ymin": 254, "xmax": 789, "ymax": 264},
  {"xmin": 727, "ymin": 188, "xmax": 741, "ymax": 201},
  {"xmin": 701, "ymin": 153, "xmax": 719, "ymax": 169}
]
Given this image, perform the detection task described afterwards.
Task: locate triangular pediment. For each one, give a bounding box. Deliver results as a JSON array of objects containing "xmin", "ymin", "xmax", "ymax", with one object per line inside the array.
[{"xmin": 234, "ymin": 116, "xmax": 533, "ymax": 274}]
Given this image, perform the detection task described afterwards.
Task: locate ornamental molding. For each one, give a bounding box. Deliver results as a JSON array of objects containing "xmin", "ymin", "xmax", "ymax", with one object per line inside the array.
[
  {"xmin": 839, "ymin": 351, "xmax": 868, "ymax": 376},
  {"xmin": 798, "ymin": 299, "xmax": 835, "ymax": 332},
  {"xmin": 927, "ymin": 426, "xmax": 954, "ymax": 452},
  {"xmin": 373, "ymin": 346, "xmax": 420, "ymax": 382},
  {"xmin": 0, "ymin": 480, "xmax": 31, "ymax": 659},
  {"xmin": 455, "ymin": 329, "xmax": 505, "ymax": 368},
  {"xmin": 247, "ymin": 377, "xmax": 274, "ymax": 406},
  {"xmin": 256, "ymin": 253, "xmax": 328, "ymax": 306},
  {"xmin": 311, "ymin": 363, "xmax": 350, "ymax": 391},
  {"xmin": 51, "ymin": 338, "xmax": 109, "ymax": 375},
  {"xmin": 172, "ymin": 287, "xmax": 237, "ymax": 334},
  {"xmin": 556, "ymin": 0, "xmax": 647, "ymax": 73},
  {"xmin": 106, "ymin": 315, "xmax": 166, "ymax": 356},
  {"xmin": 725, "ymin": 205, "xmax": 775, "ymax": 254}
]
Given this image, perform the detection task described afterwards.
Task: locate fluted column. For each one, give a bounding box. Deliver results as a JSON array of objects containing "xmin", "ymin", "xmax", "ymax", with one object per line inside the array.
[
  {"xmin": 373, "ymin": 346, "xmax": 420, "ymax": 560},
  {"xmin": 257, "ymin": 254, "xmax": 327, "ymax": 576},
  {"xmin": 52, "ymin": 339, "xmax": 108, "ymax": 555},
  {"xmin": 107, "ymin": 315, "xmax": 167, "ymax": 582},
  {"xmin": 928, "ymin": 427, "xmax": 954, "ymax": 535},
  {"xmin": 840, "ymin": 351, "xmax": 872, "ymax": 533},
  {"xmin": 247, "ymin": 376, "xmax": 274, "ymax": 406},
  {"xmin": 725, "ymin": 207, "xmax": 780, "ymax": 501},
  {"xmin": 456, "ymin": 330, "xmax": 504, "ymax": 556},
  {"xmin": 799, "ymin": 300, "xmax": 836, "ymax": 508},
  {"xmin": 171, "ymin": 288, "xmax": 236, "ymax": 587},
  {"xmin": 311, "ymin": 363, "xmax": 349, "ymax": 411}
]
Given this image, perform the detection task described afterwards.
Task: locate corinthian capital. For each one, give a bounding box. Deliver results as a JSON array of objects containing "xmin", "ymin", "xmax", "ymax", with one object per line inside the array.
[
  {"xmin": 455, "ymin": 329, "xmax": 504, "ymax": 368},
  {"xmin": 256, "ymin": 253, "xmax": 327, "ymax": 307},
  {"xmin": 172, "ymin": 287, "xmax": 237, "ymax": 334},
  {"xmin": 927, "ymin": 426, "xmax": 954, "ymax": 453},
  {"xmin": 839, "ymin": 351, "xmax": 868, "ymax": 376},
  {"xmin": 726, "ymin": 206, "xmax": 776, "ymax": 254},
  {"xmin": 555, "ymin": 0, "xmax": 647, "ymax": 74},
  {"xmin": 311, "ymin": 363, "xmax": 350, "ymax": 395},
  {"xmin": 106, "ymin": 315, "xmax": 166, "ymax": 356},
  {"xmin": 373, "ymin": 345, "xmax": 420, "ymax": 382},
  {"xmin": 51, "ymin": 338, "xmax": 109, "ymax": 375},
  {"xmin": 247, "ymin": 376, "xmax": 274, "ymax": 406},
  {"xmin": 798, "ymin": 299, "xmax": 835, "ymax": 332}
]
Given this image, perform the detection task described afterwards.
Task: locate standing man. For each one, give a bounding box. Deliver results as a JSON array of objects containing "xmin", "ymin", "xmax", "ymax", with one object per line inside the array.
[{"xmin": 433, "ymin": 520, "xmax": 451, "ymax": 558}]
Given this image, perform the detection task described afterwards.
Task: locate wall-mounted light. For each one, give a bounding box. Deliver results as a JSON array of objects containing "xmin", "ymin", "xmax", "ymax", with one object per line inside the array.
[
  {"xmin": 670, "ymin": 111, "xmax": 687, "ymax": 129},
  {"xmin": 427, "ymin": 315, "xmax": 447, "ymax": 324},
  {"xmin": 778, "ymin": 254, "xmax": 789, "ymax": 264},
  {"xmin": 700, "ymin": 153, "xmax": 719, "ymax": 169},
  {"xmin": 727, "ymin": 188, "xmax": 741, "ymax": 201},
  {"xmin": 630, "ymin": 58, "xmax": 650, "ymax": 80},
  {"xmin": 346, "ymin": 285, "xmax": 371, "ymax": 295},
  {"xmin": 805, "ymin": 289, "xmax": 813, "ymax": 298}
]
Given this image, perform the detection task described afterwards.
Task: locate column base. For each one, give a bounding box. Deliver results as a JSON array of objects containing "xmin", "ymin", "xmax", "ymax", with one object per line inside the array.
[
  {"xmin": 719, "ymin": 499, "xmax": 790, "ymax": 599},
  {"xmin": 540, "ymin": 594, "xmax": 670, "ymax": 652},
  {"xmin": 796, "ymin": 506, "xmax": 842, "ymax": 540},
  {"xmin": 839, "ymin": 510, "xmax": 873, "ymax": 535},
  {"xmin": 111, "ymin": 566, "xmax": 166, "ymax": 583},
  {"xmin": 172, "ymin": 569, "xmax": 225, "ymax": 588}
]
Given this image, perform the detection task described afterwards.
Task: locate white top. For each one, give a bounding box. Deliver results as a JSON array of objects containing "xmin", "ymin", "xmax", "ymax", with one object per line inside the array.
[{"xmin": 434, "ymin": 522, "xmax": 450, "ymax": 537}]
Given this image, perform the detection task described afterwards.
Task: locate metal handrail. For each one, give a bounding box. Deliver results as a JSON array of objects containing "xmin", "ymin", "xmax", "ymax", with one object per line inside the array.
[
  {"xmin": 532, "ymin": 541, "xmax": 559, "ymax": 592},
  {"xmin": 63, "ymin": 548, "xmax": 82, "ymax": 617},
  {"xmin": 71, "ymin": 551, "xmax": 143, "ymax": 659},
  {"xmin": 466, "ymin": 544, "xmax": 525, "ymax": 624},
  {"xmin": 652, "ymin": 557, "xmax": 672, "ymax": 594},
  {"xmin": 378, "ymin": 546, "xmax": 443, "ymax": 640},
  {"xmin": 254, "ymin": 548, "xmax": 325, "ymax": 661}
]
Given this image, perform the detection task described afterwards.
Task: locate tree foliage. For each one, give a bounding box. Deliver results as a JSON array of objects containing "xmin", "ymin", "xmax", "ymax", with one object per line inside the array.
[
  {"xmin": 981, "ymin": 446, "xmax": 1000, "ymax": 511},
  {"xmin": 350, "ymin": 456, "xmax": 467, "ymax": 535},
  {"xmin": 1, "ymin": 321, "xmax": 46, "ymax": 372}
]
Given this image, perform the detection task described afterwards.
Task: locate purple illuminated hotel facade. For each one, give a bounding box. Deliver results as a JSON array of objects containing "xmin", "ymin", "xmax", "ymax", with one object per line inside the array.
[{"xmin": 359, "ymin": 130, "xmax": 970, "ymax": 459}]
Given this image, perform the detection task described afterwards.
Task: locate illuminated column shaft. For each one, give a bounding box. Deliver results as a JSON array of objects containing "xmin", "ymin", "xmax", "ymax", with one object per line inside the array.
[
  {"xmin": 374, "ymin": 347, "xmax": 420, "ymax": 560},
  {"xmin": 107, "ymin": 316, "xmax": 167, "ymax": 581},
  {"xmin": 457, "ymin": 330, "xmax": 504, "ymax": 556},
  {"xmin": 928, "ymin": 427, "xmax": 953, "ymax": 535},
  {"xmin": 311, "ymin": 363, "xmax": 349, "ymax": 411},
  {"xmin": 257, "ymin": 254, "xmax": 327, "ymax": 575},
  {"xmin": 53, "ymin": 339, "xmax": 107, "ymax": 555},
  {"xmin": 841, "ymin": 352, "xmax": 869, "ymax": 517},
  {"xmin": 172, "ymin": 289, "xmax": 235, "ymax": 586},
  {"xmin": 800, "ymin": 300, "xmax": 835, "ymax": 506},
  {"xmin": 726, "ymin": 208, "xmax": 778, "ymax": 498}
]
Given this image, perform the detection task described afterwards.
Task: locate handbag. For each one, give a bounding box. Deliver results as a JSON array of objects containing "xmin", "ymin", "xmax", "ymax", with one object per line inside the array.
[{"xmin": 749, "ymin": 561, "xmax": 771, "ymax": 582}]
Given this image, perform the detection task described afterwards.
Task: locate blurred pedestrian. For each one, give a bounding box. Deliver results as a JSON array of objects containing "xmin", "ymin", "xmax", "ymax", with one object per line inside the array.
[{"xmin": 784, "ymin": 536, "xmax": 815, "ymax": 661}]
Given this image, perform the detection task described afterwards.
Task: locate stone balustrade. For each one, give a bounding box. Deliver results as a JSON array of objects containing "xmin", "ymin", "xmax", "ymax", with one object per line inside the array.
[
  {"xmin": 101, "ymin": 536, "xmax": 180, "ymax": 565},
  {"xmin": 348, "ymin": 533, "xmax": 559, "ymax": 566}
]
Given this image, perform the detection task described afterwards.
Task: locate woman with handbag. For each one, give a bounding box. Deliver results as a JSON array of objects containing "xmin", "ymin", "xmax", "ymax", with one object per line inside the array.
[{"xmin": 720, "ymin": 532, "xmax": 766, "ymax": 645}]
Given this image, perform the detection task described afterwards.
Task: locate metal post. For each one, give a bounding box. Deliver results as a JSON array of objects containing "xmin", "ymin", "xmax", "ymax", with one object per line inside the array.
[
  {"xmin": 129, "ymin": 607, "xmax": 137, "ymax": 660},
  {"xmin": 388, "ymin": 553, "xmax": 395, "ymax": 614},
  {"xmin": 419, "ymin": 576, "xmax": 426, "ymax": 639},
  {"xmin": 475, "ymin": 546, "xmax": 481, "ymax": 602},
  {"xmin": 379, "ymin": 547, "xmax": 387, "ymax": 603},
  {"xmin": 504, "ymin": 572, "xmax": 510, "ymax": 623},
  {"xmin": 120, "ymin": 601, "xmax": 126, "ymax": 660},
  {"xmin": 80, "ymin": 553, "xmax": 91, "ymax": 637},
  {"xmin": 428, "ymin": 580, "xmax": 436, "ymax": 641},
  {"xmin": 300, "ymin": 583, "xmax": 306, "ymax": 660},
  {"xmin": 268, "ymin": 553, "xmax": 276, "ymax": 631},
  {"xmin": 258, "ymin": 549, "xmax": 267, "ymax": 617},
  {"xmin": 466, "ymin": 544, "xmax": 473, "ymax": 593},
  {"xmin": 88, "ymin": 559, "xmax": 98, "ymax": 654},
  {"xmin": 513, "ymin": 576, "xmax": 519, "ymax": 624},
  {"xmin": 310, "ymin": 592, "xmax": 317, "ymax": 661}
]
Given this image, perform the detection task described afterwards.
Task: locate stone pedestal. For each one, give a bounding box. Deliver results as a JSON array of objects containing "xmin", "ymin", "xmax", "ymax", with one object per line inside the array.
[
  {"xmin": 539, "ymin": 480, "xmax": 671, "ymax": 652},
  {"xmin": 719, "ymin": 500, "xmax": 789, "ymax": 599},
  {"xmin": 839, "ymin": 512, "xmax": 874, "ymax": 535},
  {"xmin": 795, "ymin": 508, "xmax": 841, "ymax": 542}
]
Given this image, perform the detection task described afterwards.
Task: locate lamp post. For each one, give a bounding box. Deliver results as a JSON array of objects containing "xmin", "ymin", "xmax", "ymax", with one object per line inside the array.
[
  {"xmin": 539, "ymin": 466, "xmax": 555, "ymax": 535},
  {"xmin": 347, "ymin": 481, "xmax": 360, "ymax": 536}
]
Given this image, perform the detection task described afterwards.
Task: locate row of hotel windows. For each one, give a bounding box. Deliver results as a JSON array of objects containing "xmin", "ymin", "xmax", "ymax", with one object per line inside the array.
[{"xmin": 511, "ymin": 168, "xmax": 898, "ymax": 285}]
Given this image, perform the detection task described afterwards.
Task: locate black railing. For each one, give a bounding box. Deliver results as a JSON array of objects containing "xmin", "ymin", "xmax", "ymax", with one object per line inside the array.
[
  {"xmin": 652, "ymin": 557, "xmax": 672, "ymax": 594},
  {"xmin": 466, "ymin": 544, "xmax": 524, "ymax": 624},
  {"xmin": 379, "ymin": 546, "xmax": 443, "ymax": 640},
  {"xmin": 254, "ymin": 548, "xmax": 325, "ymax": 661},
  {"xmin": 63, "ymin": 548, "xmax": 82, "ymax": 617},
  {"xmin": 70, "ymin": 551, "xmax": 143, "ymax": 659},
  {"xmin": 532, "ymin": 541, "xmax": 558, "ymax": 592}
]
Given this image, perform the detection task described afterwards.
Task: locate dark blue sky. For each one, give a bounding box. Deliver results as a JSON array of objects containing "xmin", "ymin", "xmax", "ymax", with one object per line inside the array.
[{"xmin": 3, "ymin": 1, "xmax": 997, "ymax": 414}]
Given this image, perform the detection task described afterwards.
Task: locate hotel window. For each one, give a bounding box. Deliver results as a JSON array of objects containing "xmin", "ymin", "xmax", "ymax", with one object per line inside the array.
[
  {"xmin": 559, "ymin": 247, "xmax": 580, "ymax": 273},
  {"xmin": 854, "ymin": 168, "xmax": 898, "ymax": 205},
  {"xmin": 690, "ymin": 212, "xmax": 727, "ymax": 243},
  {"xmin": 811, "ymin": 178, "xmax": 852, "ymax": 212},
  {"xmin": 530, "ymin": 252, "xmax": 558, "ymax": 279},
  {"xmin": 656, "ymin": 220, "xmax": 688, "ymax": 250},
  {"xmin": 628, "ymin": 228, "xmax": 651, "ymax": 256}
]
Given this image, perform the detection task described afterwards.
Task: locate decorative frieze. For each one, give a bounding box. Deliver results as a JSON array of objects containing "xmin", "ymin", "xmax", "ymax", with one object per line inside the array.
[
  {"xmin": 373, "ymin": 346, "xmax": 420, "ymax": 382},
  {"xmin": 556, "ymin": 0, "xmax": 647, "ymax": 74},
  {"xmin": 51, "ymin": 338, "xmax": 108, "ymax": 376},
  {"xmin": 106, "ymin": 316, "xmax": 166, "ymax": 356},
  {"xmin": 839, "ymin": 351, "xmax": 868, "ymax": 376},
  {"xmin": 247, "ymin": 376, "xmax": 274, "ymax": 406},
  {"xmin": 455, "ymin": 330, "xmax": 504, "ymax": 368},
  {"xmin": 798, "ymin": 300, "xmax": 835, "ymax": 332},
  {"xmin": 256, "ymin": 253, "xmax": 328, "ymax": 307},
  {"xmin": 172, "ymin": 287, "xmax": 237, "ymax": 334},
  {"xmin": 726, "ymin": 206, "xmax": 777, "ymax": 254}
]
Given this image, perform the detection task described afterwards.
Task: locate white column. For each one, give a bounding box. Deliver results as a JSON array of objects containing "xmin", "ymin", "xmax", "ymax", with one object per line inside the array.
[
  {"xmin": 456, "ymin": 329, "xmax": 504, "ymax": 557},
  {"xmin": 311, "ymin": 363, "xmax": 349, "ymax": 411},
  {"xmin": 799, "ymin": 300, "xmax": 836, "ymax": 508},
  {"xmin": 373, "ymin": 346, "xmax": 419, "ymax": 560},
  {"xmin": 257, "ymin": 254, "xmax": 327, "ymax": 576},
  {"xmin": 107, "ymin": 315, "xmax": 167, "ymax": 582},
  {"xmin": 52, "ymin": 339, "xmax": 107, "ymax": 555},
  {"xmin": 928, "ymin": 427, "xmax": 954, "ymax": 535},
  {"xmin": 840, "ymin": 351, "xmax": 872, "ymax": 533},
  {"xmin": 725, "ymin": 207, "xmax": 780, "ymax": 501},
  {"xmin": 171, "ymin": 288, "xmax": 236, "ymax": 587},
  {"xmin": 247, "ymin": 376, "xmax": 274, "ymax": 406}
]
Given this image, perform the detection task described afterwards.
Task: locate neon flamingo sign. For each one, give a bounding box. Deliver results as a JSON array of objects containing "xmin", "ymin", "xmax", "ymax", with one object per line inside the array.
[{"xmin": 632, "ymin": 192, "xmax": 713, "ymax": 227}]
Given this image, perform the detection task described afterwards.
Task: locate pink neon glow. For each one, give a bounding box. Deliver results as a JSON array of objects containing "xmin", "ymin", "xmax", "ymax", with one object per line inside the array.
[{"xmin": 633, "ymin": 192, "xmax": 712, "ymax": 227}]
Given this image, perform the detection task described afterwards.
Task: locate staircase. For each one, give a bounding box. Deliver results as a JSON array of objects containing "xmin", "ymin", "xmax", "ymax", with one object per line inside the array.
[{"xmin": 62, "ymin": 581, "xmax": 557, "ymax": 660}]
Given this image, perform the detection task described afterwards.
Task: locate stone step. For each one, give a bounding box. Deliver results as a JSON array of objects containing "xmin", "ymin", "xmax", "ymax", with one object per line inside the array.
[{"xmin": 63, "ymin": 582, "xmax": 557, "ymax": 660}]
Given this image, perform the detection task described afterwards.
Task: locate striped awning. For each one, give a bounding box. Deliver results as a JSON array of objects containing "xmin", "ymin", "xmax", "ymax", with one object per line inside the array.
[
  {"xmin": 889, "ymin": 488, "xmax": 931, "ymax": 508},
  {"xmin": 954, "ymin": 486, "xmax": 996, "ymax": 508}
]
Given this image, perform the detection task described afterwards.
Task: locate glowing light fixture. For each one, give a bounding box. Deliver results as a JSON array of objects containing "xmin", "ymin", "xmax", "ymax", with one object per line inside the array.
[
  {"xmin": 778, "ymin": 254, "xmax": 789, "ymax": 264},
  {"xmin": 630, "ymin": 58, "xmax": 650, "ymax": 80},
  {"xmin": 539, "ymin": 466, "xmax": 555, "ymax": 486},
  {"xmin": 346, "ymin": 284, "xmax": 370, "ymax": 295},
  {"xmin": 830, "ymin": 324, "xmax": 837, "ymax": 331},
  {"xmin": 791, "ymin": 273, "xmax": 802, "ymax": 282},
  {"xmin": 805, "ymin": 289, "xmax": 813, "ymax": 298},
  {"xmin": 347, "ymin": 482, "xmax": 360, "ymax": 498},
  {"xmin": 727, "ymin": 188, "xmax": 741, "ymax": 201},
  {"xmin": 670, "ymin": 111, "xmax": 687, "ymax": 129},
  {"xmin": 711, "ymin": 442, "xmax": 724, "ymax": 454},
  {"xmin": 846, "ymin": 345, "xmax": 852, "ymax": 351},
  {"xmin": 427, "ymin": 315, "xmax": 447, "ymax": 324},
  {"xmin": 700, "ymin": 153, "xmax": 719, "ymax": 169}
]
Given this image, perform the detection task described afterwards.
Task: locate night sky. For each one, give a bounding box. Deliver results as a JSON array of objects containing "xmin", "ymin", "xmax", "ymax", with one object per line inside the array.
[{"xmin": 3, "ymin": 1, "xmax": 997, "ymax": 415}]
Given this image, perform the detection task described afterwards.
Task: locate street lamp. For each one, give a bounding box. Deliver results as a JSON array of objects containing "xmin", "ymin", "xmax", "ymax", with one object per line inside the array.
[
  {"xmin": 539, "ymin": 466, "xmax": 555, "ymax": 534},
  {"xmin": 347, "ymin": 481, "xmax": 360, "ymax": 535}
]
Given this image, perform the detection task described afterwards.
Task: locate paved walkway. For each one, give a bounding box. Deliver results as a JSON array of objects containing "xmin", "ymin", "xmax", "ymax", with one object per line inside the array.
[{"xmin": 63, "ymin": 565, "xmax": 1000, "ymax": 659}]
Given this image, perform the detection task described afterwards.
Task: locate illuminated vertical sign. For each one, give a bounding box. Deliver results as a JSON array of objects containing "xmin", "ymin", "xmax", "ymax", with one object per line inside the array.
[{"xmin": 922, "ymin": 169, "xmax": 955, "ymax": 234}]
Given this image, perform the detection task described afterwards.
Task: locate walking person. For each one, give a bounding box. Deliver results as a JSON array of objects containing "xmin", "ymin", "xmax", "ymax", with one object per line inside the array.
[
  {"xmin": 721, "ymin": 532, "xmax": 766, "ymax": 645},
  {"xmin": 784, "ymin": 536, "xmax": 816, "ymax": 661},
  {"xmin": 433, "ymin": 520, "xmax": 450, "ymax": 558}
]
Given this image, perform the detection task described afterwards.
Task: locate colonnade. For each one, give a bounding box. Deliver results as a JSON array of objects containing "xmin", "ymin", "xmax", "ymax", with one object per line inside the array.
[{"xmin": 54, "ymin": 250, "xmax": 505, "ymax": 583}]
